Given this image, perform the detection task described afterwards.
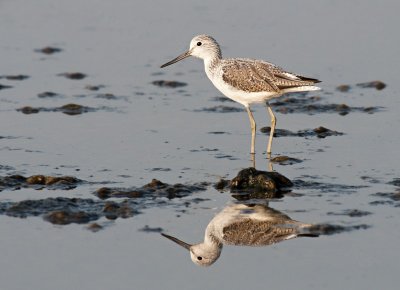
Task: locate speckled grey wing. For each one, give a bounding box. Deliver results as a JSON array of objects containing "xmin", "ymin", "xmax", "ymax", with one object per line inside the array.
[
  {"xmin": 221, "ymin": 58, "xmax": 320, "ymax": 93},
  {"xmin": 222, "ymin": 219, "xmax": 300, "ymax": 246},
  {"xmin": 221, "ymin": 59, "xmax": 280, "ymax": 93},
  {"xmin": 258, "ymin": 61, "xmax": 321, "ymax": 89}
]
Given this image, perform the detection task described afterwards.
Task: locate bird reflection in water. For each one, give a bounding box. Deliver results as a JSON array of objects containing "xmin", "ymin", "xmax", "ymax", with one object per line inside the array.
[{"xmin": 162, "ymin": 203, "xmax": 318, "ymax": 266}]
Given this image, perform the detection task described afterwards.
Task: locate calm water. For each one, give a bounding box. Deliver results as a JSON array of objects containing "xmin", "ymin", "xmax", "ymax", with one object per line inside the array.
[{"xmin": 1, "ymin": 0, "xmax": 399, "ymax": 289}]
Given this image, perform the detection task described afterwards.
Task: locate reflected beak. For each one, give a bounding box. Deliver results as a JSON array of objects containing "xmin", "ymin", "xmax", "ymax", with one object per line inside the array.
[
  {"xmin": 160, "ymin": 49, "xmax": 192, "ymax": 68},
  {"xmin": 161, "ymin": 233, "xmax": 192, "ymax": 250}
]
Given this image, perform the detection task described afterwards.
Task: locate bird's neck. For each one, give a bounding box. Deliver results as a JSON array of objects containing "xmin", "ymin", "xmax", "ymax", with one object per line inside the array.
[
  {"xmin": 204, "ymin": 56, "xmax": 221, "ymax": 76},
  {"xmin": 204, "ymin": 225, "xmax": 223, "ymax": 249}
]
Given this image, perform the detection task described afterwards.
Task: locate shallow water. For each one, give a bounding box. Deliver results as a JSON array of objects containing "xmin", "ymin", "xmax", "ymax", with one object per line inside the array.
[{"xmin": 1, "ymin": 0, "xmax": 400, "ymax": 289}]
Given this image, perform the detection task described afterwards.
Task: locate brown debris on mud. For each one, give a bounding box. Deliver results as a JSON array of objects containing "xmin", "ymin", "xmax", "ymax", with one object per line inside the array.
[
  {"xmin": 260, "ymin": 126, "xmax": 344, "ymax": 138},
  {"xmin": 58, "ymin": 72, "xmax": 87, "ymax": 80},
  {"xmin": 35, "ymin": 46, "xmax": 62, "ymax": 54},
  {"xmin": 0, "ymin": 177, "xmax": 210, "ymax": 226},
  {"xmin": 152, "ymin": 80, "xmax": 187, "ymax": 88},
  {"xmin": 270, "ymin": 156, "xmax": 303, "ymax": 165},
  {"xmin": 0, "ymin": 75, "xmax": 29, "ymax": 81},
  {"xmin": 17, "ymin": 103, "xmax": 100, "ymax": 115},
  {"xmin": 93, "ymin": 178, "xmax": 208, "ymax": 200},
  {"xmin": 0, "ymin": 174, "xmax": 82, "ymax": 191}
]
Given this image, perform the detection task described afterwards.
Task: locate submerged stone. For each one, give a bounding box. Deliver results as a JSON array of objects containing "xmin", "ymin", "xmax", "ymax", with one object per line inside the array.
[
  {"xmin": 35, "ymin": 46, "xmax": 62, "ymax": 54},
  {"xmin": 152, "ymin": 80, "xmax": 187, "ymax": 88},
  {"xmin": 0, "ymin": 75, "xmax": 29, "ymax": 81},
  {"xmin": 356, "ymin": 80, "xmax": 386, "ymax": 90},
  {"xmin": 58, "ymin": 72, "xmax": 87, "ymax": 80},
  {"xmin": 93, "ymin": 179, "xmax": 208, "ymax": 200},
  {"xmin": 260, "ymin": 126, "xmax": 344, "ymax": 138},
  {"xmin": 271, "ymin": 156, "xmax": 302, "ymax": 165},
  {"xmin": 0, "ymin": 174, "xmax": 81, "ymax": 191},
  {"xmin": 44, "ymin": 210, "xmax": 98, "ymax": 225}
]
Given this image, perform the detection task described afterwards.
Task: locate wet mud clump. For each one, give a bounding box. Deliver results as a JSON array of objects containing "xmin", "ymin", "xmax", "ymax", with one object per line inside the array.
[
  {"xmin": 260, "ymin": 126, "xmax": 344, "ymax": 138},
  {"xmin": 292, "ymin": 179, "xmax": 366, "ymax": 194},
  {"xmin": 0, "ymin": 177, "xmax": 211, "ymax": 226},
  {"xmin": 271, "ymin": 95, "xmax": 380, "ymax": 115},
  {"xmin": 0, "ymin": 174, "xmax": 82, "ymax": 191},
  {"xmin": 356, "ymin": 81, "xmax": 386, "ymax": 90},
  {"xmin": 230, "ymin": 167, "xmax": 293, "ymax": 199},
  {"xmin": 58, "ymin": 72, "xmax": 87, "ymax": 80},
  {"xmin": 152, "ymin": 80, "xmax": 187, "ymax": 88},
  {"xmin": 327, "ymin": 209, "xmax": 372, "ymax": 217},
  {"xmin": 270, "ymin": 156, "xmax": 302, "ymax": 165},
  {"xmin": 94, "ymin": 179, "xmax": 208, "ymax": 200},
  {"xmin": 17, "ymin": 103, "xmax": 97, "ymax": 115},
  {"xmin": 37, "ymin": 91, "xmax": 61, "ymax": 98},
  {"xmin": 85, "ymin": 85, "xmax": 105, "ymax": 91},
  {"xmin": 195, "ymin": 105, "xmax": 243, "ymax": 113},
  {"xmin": 308, "ymin": 224, "xmax": 370, "ymax": 235},
  {"xmin": 35, "ymin": 46, "xmax": 62, "ymax": 54},
  {"xmin": 0, "ymin": 75, "xmax": 29, "ymax": 81},
  {"xmin": 44, "ymin": 210, "xmax": 98, "ymax": 225},
  {"xmin": 336, "ymin": 81, "xmax": 386, "ymax": 92},
  {"xmin": 102, "ymin": 201, "xmax": 135, "ymax": 219},
  {"xmin": 0, "ymin": 84, "xmax": 13, "ymax": 90}
]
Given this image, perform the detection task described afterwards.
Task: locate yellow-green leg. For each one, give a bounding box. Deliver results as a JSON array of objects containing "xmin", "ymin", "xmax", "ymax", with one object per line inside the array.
[
  {"xmin": 266, "ymin": 102, "xmax": 276, "ymax": 155},
  {"xmin": 246, "ymin": 106, "xmax": 256, "ymax": 155}
]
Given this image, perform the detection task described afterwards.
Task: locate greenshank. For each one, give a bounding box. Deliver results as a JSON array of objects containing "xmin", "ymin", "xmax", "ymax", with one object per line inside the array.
[{"xmin": 161, "ymin": 34, "xmax": 321, "ymax": 156}]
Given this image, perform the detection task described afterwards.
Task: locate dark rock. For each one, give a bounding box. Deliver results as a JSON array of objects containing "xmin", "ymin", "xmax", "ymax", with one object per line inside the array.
[
  {"xmin": 327, "ymin": 209, "xmax": 372, "ymax": 217},
  {"xmin": 356, "ymin": 81, "xmax": 386, "ymax": 90},
  {"xmin": 37, "ymin": 91, "xmax": 60, "ymax": 98},
  {"xmin": 313, "ymin": 126, "xmax": 343, "ymax": 138},
  {"xmin": 139, "ymin": 225, "xmax": 163, "ymax": 233},
  {"xmin": 0, "ymin": 75, "xmax": 29, "ymax": 81},
  {"xmin": 18, "ymin": 106, "xmax": 40, "ymax": 114},
  {"xmin": 271, "ymin": 156, "xmax": 302, "ymax": 165},
  {"xmin": 58, "ymin": 72, "xmax": 87, "ymax": 80},
  {"xmin": 44, "ymin": 210, "xmax": 98, "ymax": 225},
  {"xmin": 293, "ymin": 179, "xmax": 366, "ymax": 193},
  {"xmin": 93, "ymin": 179, "xmax": 207, "ymax": 200},
  {"xmin": 260, "ymin": 127, "xmax": 298, "ymax": 137},
  {"xmin": 95, "ymin": 93, "xmax": 117, "ymax": 100},
  {"xmin": 0, "ymin": 174, "xmax": 81, "ymax": 191},
  {"xmin": 85, "ymin": 85, "xmax": 105, "ymax": 91},
  {"xmin": 388, "ymin": 178, "xmax": 400, "ymax": 187},
  {"xmin": 152, "ymin": 80, "xmax": 187, "ymax": 88},
  {"xmin": 95, "ymin": 187, "xmax": 143, "ymax": 199},
  {"xmin": 35, "ymin": 47, "xmax": 62, "ymax": 54},
  {"xmin": 230, "ymin": 167, "xmax": 293, "ymax": 194},
  {"xmin": 195, "ymin": 105, "xmax": 243, "ymax": 113},
  {"xmin": 103, "ymin": 201, "xmax": 134, "ymax": 219},
  {"xmin": 87, "ymin": 223, "xmax": 103, "ymax": 232},
  {"xmin": 0, "ymin": 84, "xmax": 13, "ymax": 90},
  {"xmin": 373, "ymin": 190, "xmax": 400, "ymax": 202},
  {"xmin": 271, "ymin": 95, "xmax": 380, "ymax": 115},
  {"xmin": 308, "ymin": 224, "xmax": 370, "ymax": 235},
  {"xmin": 214, "ymin": 179, "xmax": 230, "ymax": 191},
  {"xmin": 59, "ymin": 103, "xmax": 90, "ymax": 115},
  {"xmin": 336, "ymin": 84, "xmax": 351, "ymax": 92},
  {"xmin": 17, "ymin": 104, "xmax": 96, "ymax": 115},
  {"xmin": 260, "ymin": 126, "xmax": 343, "ymax": 138}
]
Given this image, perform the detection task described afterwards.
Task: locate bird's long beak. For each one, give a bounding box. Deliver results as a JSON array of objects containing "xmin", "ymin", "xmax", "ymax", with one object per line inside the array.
[
  {"xmin": 161, "ymin": 233, "xmax": 192, "ymax": 250},
  {"xmin": 160, "ymin": 49, "xmax": 192, "ymax": 68}
]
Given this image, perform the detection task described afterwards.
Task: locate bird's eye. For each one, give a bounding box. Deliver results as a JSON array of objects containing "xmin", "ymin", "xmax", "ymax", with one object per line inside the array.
[
  {"xmin": 197, "ymin": 256, "xmax": 202, "ymax": 261},
  {"xmin": 197, "ymin": 42, "xmax": 202, "ymax": 46}
]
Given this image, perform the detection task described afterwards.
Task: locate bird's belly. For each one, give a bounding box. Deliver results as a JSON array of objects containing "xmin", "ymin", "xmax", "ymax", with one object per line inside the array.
[{"xmin": 210, "ymin": 77, "xmax": 279, "ymax": 107}]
